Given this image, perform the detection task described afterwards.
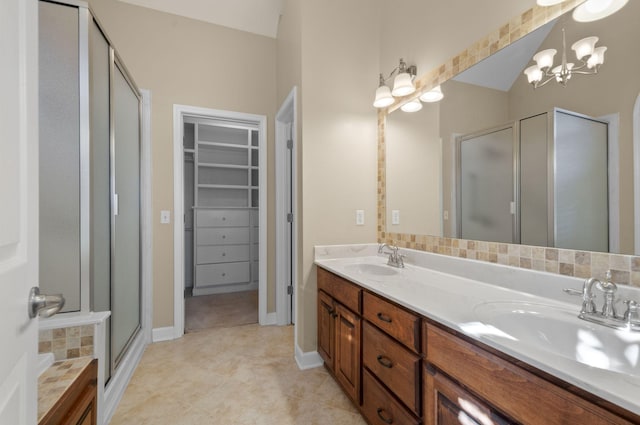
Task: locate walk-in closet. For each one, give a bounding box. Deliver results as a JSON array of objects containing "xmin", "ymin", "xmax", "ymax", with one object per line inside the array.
[{"xmin": 183, "ymin": 116, "xmax": 261, "ymax": 330}]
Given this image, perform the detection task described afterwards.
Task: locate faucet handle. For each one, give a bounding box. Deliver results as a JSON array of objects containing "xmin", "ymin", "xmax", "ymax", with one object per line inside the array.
[
  {"xmin": 624, "ymin": 300, "xmax": 640, "ymax": 325},
  {"xmin": 563, "ymin": 288, "xmax": 584, "ymax": 296}
]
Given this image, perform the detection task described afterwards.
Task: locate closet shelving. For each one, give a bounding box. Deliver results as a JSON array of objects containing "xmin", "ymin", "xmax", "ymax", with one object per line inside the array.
[{"xmin": 186, "ymin": 118, "xmax": 260, "ymax": 296}]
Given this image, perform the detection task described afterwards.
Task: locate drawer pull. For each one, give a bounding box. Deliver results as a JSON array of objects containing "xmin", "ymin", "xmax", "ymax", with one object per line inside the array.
[
  {"xmin": 222, "ymin": 273, "xmax": 226, "ymax": 277},
  {"xmin": 376, "ymin": 355, "xmax": 393, "ymax": 369},
  {"xmin": 222, "ymin": 235, "xmax": 226, "ymax": 239},
  {"xmin": 222, "ymin": 252, "xmax": 226, "ymax": 257},
  {"xmin": 222, "ymin": 217, "xmax": 226, "ymax": 221},
  {"xmin": 376, "ymin": 408, "xmax": 393, "ymax": 424},
  {"xmin": 377, "ymin": 312, "xmax": 392, "ymax": 323}
]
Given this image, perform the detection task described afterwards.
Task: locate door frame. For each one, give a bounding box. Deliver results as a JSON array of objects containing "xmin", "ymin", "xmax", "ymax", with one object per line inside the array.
[
  {"xmin": 172, "ymin": 104, "xmax": 268, "ymax": 339},
  {"xmin": 634, "ymin": 93, "xmax": 640, "ymax": 255},
  {"xmin": 275, "ymin": 87, "xmax": 298, "ymax": 326}
]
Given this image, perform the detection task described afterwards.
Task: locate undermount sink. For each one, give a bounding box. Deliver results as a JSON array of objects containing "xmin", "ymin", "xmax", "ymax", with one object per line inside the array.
[
  {"xmin": 472, "ymin": 301, "xmax": 640, "ymax": 376},
  {"xmin": 343, "ymin": 263, "xmax": 399, "ymax": 277}
]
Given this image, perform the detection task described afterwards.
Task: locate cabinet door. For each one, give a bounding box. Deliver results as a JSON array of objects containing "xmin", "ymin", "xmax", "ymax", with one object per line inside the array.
[
  {"xmin": 335, "ymin": 303, "xmax": 361, "ymax": 404},
  {"xmin": 425, "ymin": 368, "xmax": 514, "ymax": 425},
  {"xmin": 317, "ymin": 290, "xmax": 336, "ymax": 370}
]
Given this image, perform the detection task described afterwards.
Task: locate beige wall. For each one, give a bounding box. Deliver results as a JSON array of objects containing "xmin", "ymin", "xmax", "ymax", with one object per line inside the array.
[
  {"xmin": 286, "ymin": 0, "xmax": 381, "ymax": 352},
  {"xmin": 89, "ymin": 0, "xmax": 278, "ymax": 327}
]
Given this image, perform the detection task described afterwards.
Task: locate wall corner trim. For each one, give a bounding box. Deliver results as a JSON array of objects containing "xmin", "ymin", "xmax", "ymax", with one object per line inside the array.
[
  {"xmin": 294, "ymin": 344, "xmax": 323, "ymax": 370},
  {"xmin": 262, "ymin": 312, "xmax": 278, "ymax": 326}
]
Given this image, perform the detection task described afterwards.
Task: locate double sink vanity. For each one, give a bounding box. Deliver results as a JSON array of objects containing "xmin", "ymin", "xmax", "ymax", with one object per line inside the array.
[{"xmin": 315, "ymin": 244, "xmax": 640, "ymax": 425}]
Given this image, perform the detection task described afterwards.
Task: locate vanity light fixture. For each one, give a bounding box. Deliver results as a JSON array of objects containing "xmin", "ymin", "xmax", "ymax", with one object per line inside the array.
[
  {"xmin": 573, "ymin": 0, "xmax": 628, "ymax": 22},
  {"xmin": 419, "ymin": 85, "xmax": 444, "ymax": 103},
  {"xmin": 400, "ymin": 99, "xmax": 423, "ymax": 113},
  {"xmin": 524, "ymin": 28, "xmax": 606, "ymax": 88},
  {"xmin": 373, "ymin": 58, "xmax": 417, "ymax": 108}
]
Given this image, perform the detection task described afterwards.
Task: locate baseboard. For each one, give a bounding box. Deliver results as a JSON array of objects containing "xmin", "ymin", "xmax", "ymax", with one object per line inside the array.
[
  {"xmin": 152, "ymin": 326, "xmax": 177, "ymax": 343},
  {"xmin": 261, "ymin": 312, "xmax": 277, "ymax": 326},
  {"xmin": 294, "ymin": 343, "xmax": 323, "ymax": 370},
  {"xmin": 192, "ymin": 281, "xmax": 258, "ymax": 296},
  {"xmin": 102, "ymin": 331, "xmax": 146, "ymax": 425}
]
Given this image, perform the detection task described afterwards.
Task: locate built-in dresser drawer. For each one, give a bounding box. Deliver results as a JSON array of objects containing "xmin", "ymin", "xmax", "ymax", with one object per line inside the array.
[
  {"xmin": 362, "ymin": 369, "xmax": 420, "ymax": 425},
  {"xmin": 195, "ymin": 262, "xmax": 250, "ymax": 286},
  {"xmin": 196, "ymin": 209, "xmax": 249, "ymax": 227},
  {"xmin": 317, "ymin": 268, "xmax": 361, "ymax": 314},
  {"xmin": 197, "ymin": 227, "xmax": 250, "ymax": 245},
  {"xmin": 363, "ymin": 291, "xmax": 420, "ymax": 353},
  {"xmin": 363, "ymin": 322, "xmax": 421, "ymax": 415},
  {"xmin": 195, "ymin": 244, "xmax": 250, "ymax": 264}
]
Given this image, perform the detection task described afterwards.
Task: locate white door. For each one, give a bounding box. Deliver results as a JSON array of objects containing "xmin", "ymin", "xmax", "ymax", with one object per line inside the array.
[{"xmin": 0, "ymin": 0, "xmax": 40, "ymax": 423}]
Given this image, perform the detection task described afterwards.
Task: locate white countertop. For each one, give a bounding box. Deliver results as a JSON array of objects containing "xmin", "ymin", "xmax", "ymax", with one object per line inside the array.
[{"xmin": 314, "ymin": 244, "xmax": 640, "ymax": 416}]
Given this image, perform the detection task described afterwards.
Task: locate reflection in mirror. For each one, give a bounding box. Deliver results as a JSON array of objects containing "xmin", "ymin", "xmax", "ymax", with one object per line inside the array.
[{"xmin": 385, "ymin": 1, "xmax": 638, "ymax": 254}]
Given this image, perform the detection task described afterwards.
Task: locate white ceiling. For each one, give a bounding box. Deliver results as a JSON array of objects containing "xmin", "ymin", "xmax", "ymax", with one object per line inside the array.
[
  {"xmin": 453, "ymin": 19, "xmax": 557, "ymax": 92},
  {"xmin": 118, "ymin": 0, "xmax": 284, "ymax": 38}
]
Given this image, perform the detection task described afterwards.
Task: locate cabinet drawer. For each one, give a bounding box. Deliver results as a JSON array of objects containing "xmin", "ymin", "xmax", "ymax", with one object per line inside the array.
[
  {"xmin": 195, "ymin": 262, "xmax": 250, "ymax": 286},
  {"xmin": 317, "ymin": 267, "xmax": 361, "ymax": 314},
  {"xmin": 363, "ymin": 370, "xmax": 420, "ymax": 425},
  {"xmin": 363, "ymin": 291, "xmax": 420, "ymax": 353},
  {"xmin": 426, "ymin": 324, "xmax": 634, "ymax": 425},
  {"xmin": 363, "ymin": 322, "xmax": 421, "ymax": 415},
  {"xmin": 195, "ymin": 244, "xmax": 249, "ymax": 264},
  {"xmin": 196, "ymin": 209, "xmax": 249, "ymax": 227},
  {"xmin": 197, "ymin": 227, "xmax": 249, "ymax": 245}
]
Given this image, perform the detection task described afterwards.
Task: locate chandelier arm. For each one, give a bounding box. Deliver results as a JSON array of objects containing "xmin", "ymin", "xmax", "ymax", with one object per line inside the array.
[
  {"xmin": 381, "ymin": 67, "xmax": 400, "ymax": 84},
  {"xmin": 534, "ymin": 75, "xmax": 558, "ymax": 88}
]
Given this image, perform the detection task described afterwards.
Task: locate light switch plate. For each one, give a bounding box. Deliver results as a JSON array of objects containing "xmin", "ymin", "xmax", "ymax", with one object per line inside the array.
[
  {"xmin": 355, "ymin": 210, "xmax": 365, "ymax": 225},
  {"xmin": 391, "ymin": 210, "xmax": 400, "ymax": 225},
  {"xmin": 160, "ymin": 210, "xmax": 171, "ymax": 224}
]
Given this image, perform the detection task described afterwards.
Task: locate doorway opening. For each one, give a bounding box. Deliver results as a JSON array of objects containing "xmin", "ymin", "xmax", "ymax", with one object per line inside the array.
[{"xmin": 173, "ymin": 105, "xmax": 267, "ymax": 338}]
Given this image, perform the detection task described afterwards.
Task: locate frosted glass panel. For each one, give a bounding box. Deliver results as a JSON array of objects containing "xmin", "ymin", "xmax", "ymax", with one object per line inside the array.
[
  {"xmin": 555, "ymin": 111, "xmax": 608, "ymax": 251},
  {"xmin": 199, "ymin": 124, "xmax": 247, "ymax": 145},
  {"xmin": 112, "ymin": 65, "xmax": 141, "ymax": 366},
  {"xmin": 38, "ymin": 1, "xmax": 80, "ymax": 312},
  {"xmin": 459, "ymin": 127, "xmax": 515, "ymax": 243}
]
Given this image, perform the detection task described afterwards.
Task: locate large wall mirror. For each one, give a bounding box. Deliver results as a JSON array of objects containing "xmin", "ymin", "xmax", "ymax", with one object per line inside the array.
[{"xmin": 384, "ymin": 0, "xmax": 639, "ymax": 255}]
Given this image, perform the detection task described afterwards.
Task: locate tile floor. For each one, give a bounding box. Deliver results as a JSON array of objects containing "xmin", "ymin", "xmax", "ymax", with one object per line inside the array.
[
  {"xmin": 185, "ymin": 290, "xmax": 258, "ymax": 332},
  {"xmin": 109, "ymin": 324, "xmax": 367, "ymax": 424}
]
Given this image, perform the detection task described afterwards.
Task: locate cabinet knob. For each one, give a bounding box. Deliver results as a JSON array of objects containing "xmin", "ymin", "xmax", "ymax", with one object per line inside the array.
[
  {"xmin": 222, "ymin": 273, "xmax": 226, "ymax": 277},
  {"xmin": 376, "ymin": 408, "xmax": 394, "ymax": 424},
  {"xmin": 222, "ymin": 252, "xmax": 226, "ymax": 257},
  {"xmin": 377, "ymin": 312, "xmax": 393, "ymax": 323},
  {"xmin": 376, "ymin": 355, "xmax": 393, "ymax": 369},
  {"xmin": 222, "ymin": 235, "xmax": 226, "ymax": 239},
  {"xmin": 222, "ymin": 217, "xmax": 226, "ymax": 221}
]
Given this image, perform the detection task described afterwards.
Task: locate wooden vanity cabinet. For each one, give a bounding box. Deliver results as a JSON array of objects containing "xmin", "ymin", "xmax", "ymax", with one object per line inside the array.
[
  {"xmin": 40, "ymin": 359, "xmax": 98, "ymax": 425},
  {"xmin": 317, "ymin": 267, "xmax": 362, "ymax": 404},
  {"xmin": 423, "ymin": 323, "xmax": 637, "ymax": 425}
]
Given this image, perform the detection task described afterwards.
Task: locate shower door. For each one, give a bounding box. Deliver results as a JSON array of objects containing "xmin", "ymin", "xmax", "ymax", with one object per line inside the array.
[{"xmin": 457, "ymin": 124, "xmax": 518, "ymax": 244}]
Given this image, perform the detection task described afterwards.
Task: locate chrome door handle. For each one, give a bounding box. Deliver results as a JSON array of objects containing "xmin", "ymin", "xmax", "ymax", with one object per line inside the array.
[{"xmin": 28, "ymin": 287, "xmax": 65, "ymax": 319}]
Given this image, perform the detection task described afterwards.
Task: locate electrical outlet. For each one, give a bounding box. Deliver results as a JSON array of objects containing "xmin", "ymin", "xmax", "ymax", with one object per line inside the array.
[
  {"xmin": 160, "ymin": 210, "xmax": 171, "ymax": 224},
  {"xmin": 443, "ymin": 210, "xmax": 449, "ymax": 220},
  {"xmin": 355, "ymin": 210, "xmax": 365, "ymax": 225},
  {"xmin": 391, "ymin": 210, "xmax": 400, "ymax": 225}
]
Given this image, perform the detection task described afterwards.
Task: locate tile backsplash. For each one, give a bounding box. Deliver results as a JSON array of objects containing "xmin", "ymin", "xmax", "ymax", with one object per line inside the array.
[
  {"xmin": 39, "ymin": 325, "xmax": 94, "ymax": 361},
  {"xmin": 379, "ymin": 233, "xmax": 640, "ymax": 288}
]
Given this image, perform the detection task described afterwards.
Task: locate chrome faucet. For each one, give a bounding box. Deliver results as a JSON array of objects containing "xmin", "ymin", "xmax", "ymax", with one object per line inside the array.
[
  {"xmin": 378, "ymin": 243, "xmax": 405, "ymax": 268},
  {"xmin": 565, "ymin": 270, "xmax": 639, "ymax": 331}
]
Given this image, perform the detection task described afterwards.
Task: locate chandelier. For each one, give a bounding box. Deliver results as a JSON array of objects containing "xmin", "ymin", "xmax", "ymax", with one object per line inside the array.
[{"xmin": 524, "ymin": 28, "xmax": 606, "ymax": 89}]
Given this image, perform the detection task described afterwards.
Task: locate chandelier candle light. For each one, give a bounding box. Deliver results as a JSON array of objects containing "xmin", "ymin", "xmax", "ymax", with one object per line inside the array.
[{"xmin": 524, "ymin": 28, "xmax": 606, "ymax": 89}]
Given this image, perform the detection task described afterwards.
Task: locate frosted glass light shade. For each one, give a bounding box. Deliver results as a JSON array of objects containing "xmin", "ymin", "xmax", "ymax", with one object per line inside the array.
[
  {"xmin": 572, "ymin": 36, "xmax": 598, "ymax": 60},
  {"xmin": 573, "ymin": 0, "xmax": 628, "ymax": 22},
  {"xmin": 419, "ymin": 85, "xmax": 444, "ymax": 103},
  {"xmin": 400, "ymin": 99, "xmax": 422, "ymax": 113},
  {"xmin": 373, "ymin": 85, "xmax": 394, "ymax": 108},
  {"xmin": 587, "ymin": 46, "xmax": 607, "ymax": 68},
  {"xmin": 524, "ymin": 65, "xmax": 543, "ymax": 84},
  {"xmin": 536, "ymin": 0, "xmax": 568, "ymax": 5},
  {"xmin": 533, "ymin": 49, "xmax": 557, "ymax": 69},
  {"xmin": 392, "ymin": 72, "xmax": 416, "ymax": 97}
]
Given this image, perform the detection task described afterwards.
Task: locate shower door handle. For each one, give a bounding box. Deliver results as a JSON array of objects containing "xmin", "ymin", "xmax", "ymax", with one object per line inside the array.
[{"xmin": 28, "ymin": 287, "xmax": 65, "ymax": 319}]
